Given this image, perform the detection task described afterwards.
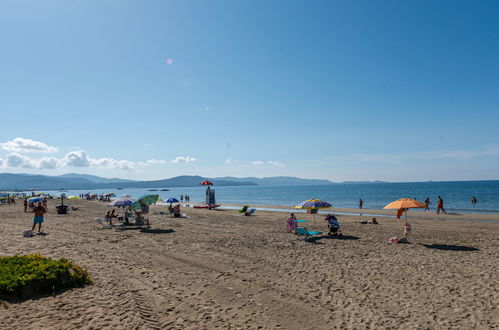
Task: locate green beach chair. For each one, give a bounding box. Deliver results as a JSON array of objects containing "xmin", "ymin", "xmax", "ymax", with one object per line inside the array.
[{"xmin": 238, "ymin": 205, "xmax": 249, "ymax": 213}]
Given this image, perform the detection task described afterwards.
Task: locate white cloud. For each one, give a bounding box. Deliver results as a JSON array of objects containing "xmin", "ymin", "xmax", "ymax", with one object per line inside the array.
[
  {"xmin": 224, "ymin": 157, "xmax": 236, "ymax": 164},
  {"xmin": 62, "ymin": 151, "xmax": 135, "ymax": 170},
  {"xmin": 268, "ymin": 161, "xmax": 285, "ymax": 168},
  {"xmin": 91, "ymin": 158, "xmax": 134, "ymax": 170},
  {"xmin": 5, "ymin": 153, "xmax": 37, "ymax": 168},
  {"xmin": 62, "ymin": 151, "xmax": 91, "ymax": 167},
  {"xmin": 1, "ymin": 150, "xmax": 135, "ymax": 171},
  {"xmin": 146, "ymin": 159, "xmax": 166, "ymax": 165},
  {"xmin": 171, "ymin": 156, "xmax": 197, "ymax": 164},
  {"xmin": 251, "ymin": 160, "xmax": 285, "ymax": 168},
  {"xmin": 38, "ymin": 157, "xmax": 59, "ymax": 169},
  {"xmin": 1, "ymin": 138, "xmax": 57, "ymax": 153}
]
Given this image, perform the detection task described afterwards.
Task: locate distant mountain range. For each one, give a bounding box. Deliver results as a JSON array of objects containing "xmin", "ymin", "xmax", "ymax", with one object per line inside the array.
[{"xmin": 0, "ymin": 173, "xmax": 335, "ymax": 191}]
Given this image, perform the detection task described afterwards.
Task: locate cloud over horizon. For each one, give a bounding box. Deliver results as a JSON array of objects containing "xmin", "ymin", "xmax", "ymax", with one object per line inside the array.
[
  {"xmin": 171, "ymin": 156, "xmax": 197, "ymax": 164},
  {"xmin": 1, "ymin": 138, "xmax": 57, "ymax": 153},
  {"xmin": 251, "ymin": 160, "xmax": 285, "ymax": 168}
]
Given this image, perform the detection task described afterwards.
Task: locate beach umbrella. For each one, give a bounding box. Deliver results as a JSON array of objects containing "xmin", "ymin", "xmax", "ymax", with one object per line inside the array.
[
  {"xmin": 130, "ymin": 194, "xmax": 159, "ymax": 211},
  {"xmin": 27, "ymin": 197, "xmax": 43, "ymax": 203},
  {"xmin": 108, "ymin": 197, "xmax": 135, "ymax": 207},
  {"xmin": 166, "ymin": 197, "xmax": 179, "ymax": 203},
  {"xmin": 199, "ymin": 180, "xmax": 213, "ymax": 186},
  {"xmin": 295, "ymin": 199, "xmax": 332, "ymax": 223},
  {"xmin": 67, "ymin": 196, "xmax": 80, "ymax": 200},
  {"xmin": 383, "ymin": 198, "xmax": 426, "ymax": 223}
]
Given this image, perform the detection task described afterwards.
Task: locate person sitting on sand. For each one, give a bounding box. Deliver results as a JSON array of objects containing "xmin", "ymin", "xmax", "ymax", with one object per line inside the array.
[
  {"xmin": 325, "ymin": 214, "xmax": 342, "ymax": 236},
  {"xmin": 287, "ymin": 213, "xmax": 297, "ymax": 232},
  {"xmin": 135, "ymin": 211, "xmax": 147, "ymax": 226},
  {"xmin": 105, "ymin": 211, "xmax": 113, "ymax": 225},
  {"xmin": 173, "ymin": 204, "xmax": 182, "ymax": 218}
]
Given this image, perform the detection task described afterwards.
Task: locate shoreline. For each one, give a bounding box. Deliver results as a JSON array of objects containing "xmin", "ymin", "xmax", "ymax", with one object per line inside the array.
[{"xmin": 198, "ymin": 203, "xmax": 499, "ymax": 224}]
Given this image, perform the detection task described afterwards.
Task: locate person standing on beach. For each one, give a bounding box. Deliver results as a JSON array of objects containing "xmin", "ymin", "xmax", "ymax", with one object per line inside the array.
[
  {"xmin": 436, "ymin": 196, "xmax": 446, "ymax": 214},
  {"xmin": 23, "ymin": 198, "xmax": 28, "ymax": 213},
  {"xmin": 424, "ymin": 197, "xmax": 430, "ymax": 211},
  {"xmin": 32, "ymin": 202, "xmax": 46, "ymax": 233},
  {"xmin": 359, "ymin": 199, "xmax": 363, "ymax": 209}
]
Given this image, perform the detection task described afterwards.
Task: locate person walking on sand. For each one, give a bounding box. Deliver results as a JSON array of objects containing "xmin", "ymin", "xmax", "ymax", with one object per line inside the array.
[
  {"xmin": 424, "ymin": 197, "xmax": 430, "ymax": 211},
  {"xmin": 32, "ymin": 202, "xmax": 46, "ymax": 233},
  {"xmin": 436, "ymin": 196, "xmax": 446, "ymax": 214},
  {"xmin": 23, "ymin": 198, "xmax": 28, "ymax": 213}
]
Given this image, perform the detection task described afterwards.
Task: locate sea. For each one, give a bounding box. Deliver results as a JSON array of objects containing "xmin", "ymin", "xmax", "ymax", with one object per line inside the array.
[{"xmin": 22, "ymin": 180, "xmax": 499, "ymax": 214}]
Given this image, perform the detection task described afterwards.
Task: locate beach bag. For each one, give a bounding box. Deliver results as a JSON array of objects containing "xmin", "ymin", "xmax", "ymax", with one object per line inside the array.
[{"xmin": 23, "ymin": 230, "xmax": 34, "ymax": 237}]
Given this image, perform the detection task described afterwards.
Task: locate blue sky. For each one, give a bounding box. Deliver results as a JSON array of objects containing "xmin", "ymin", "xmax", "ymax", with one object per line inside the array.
[{"xmin": 1, "ymin": 0, "xmax": 498, "ymax": 182}]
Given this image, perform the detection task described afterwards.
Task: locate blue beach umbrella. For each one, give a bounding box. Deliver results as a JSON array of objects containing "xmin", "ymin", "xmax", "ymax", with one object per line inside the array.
[
  {"xmin": 166, "ymin": 197, "xmax": 179, "ymax": 203},
  {"xmin": 108, "ymin": 197, "xmax": 135, "ymax": 207},
  {"xmin": 28, "ymin": 197, "xmax": 43, "ymax": 203}
]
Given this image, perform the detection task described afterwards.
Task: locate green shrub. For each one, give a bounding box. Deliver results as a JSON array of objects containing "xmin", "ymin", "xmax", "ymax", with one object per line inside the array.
[{"xmin": 0, "ymin": 254, "xmax": 92, "ymax": 298}]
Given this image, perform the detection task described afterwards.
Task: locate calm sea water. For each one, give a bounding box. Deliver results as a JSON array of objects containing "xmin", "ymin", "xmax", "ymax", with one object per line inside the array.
[{"xmin": 34, "ymin": 180, "xmax": 499, "ymax": 213}]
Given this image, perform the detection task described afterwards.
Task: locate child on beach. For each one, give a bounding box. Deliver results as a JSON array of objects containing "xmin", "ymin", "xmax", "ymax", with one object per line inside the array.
[
  {"xmin": 287, "ymin": 213, "xmax": 297, "ymax": 232},
  {"xmin": 325, "ymin": 214, "xmax": 342, "ymax": 236}
]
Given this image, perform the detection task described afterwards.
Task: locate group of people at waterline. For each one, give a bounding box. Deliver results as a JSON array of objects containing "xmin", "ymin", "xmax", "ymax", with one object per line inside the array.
[{"xmin": 359, "ymin": 195, "xmax": 478, "ymax": 215}]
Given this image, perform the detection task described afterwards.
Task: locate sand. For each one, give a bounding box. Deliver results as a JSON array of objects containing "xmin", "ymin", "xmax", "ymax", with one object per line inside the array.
[{"xmin": 0, "ymin": 200, "xmax": 497, "ymax": 329}]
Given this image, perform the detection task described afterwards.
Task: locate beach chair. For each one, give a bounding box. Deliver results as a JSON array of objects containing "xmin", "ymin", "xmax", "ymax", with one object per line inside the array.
[
  {"xmin": 295, "ymin": 227, "xmax": 322, "ymax": 239},
  {"xmin": 238, "ymin": 205, "xmax": 249, "ymax": 213},
  {"xmin": 244, "ymin": 208, "xmax": 256, "ymax": 216}
]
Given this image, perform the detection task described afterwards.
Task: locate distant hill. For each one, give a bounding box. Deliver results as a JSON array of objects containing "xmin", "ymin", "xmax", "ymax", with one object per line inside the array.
[
  {"xmin": 57, "ymin": 173, "xmax": 136, "ymax": 183},
  {"xmin": 0, "ymin": 173, "xmax": 333, "ymax": 190},
  {"xmin": 0, "ymin": 173, "xmax": 98, "ymax": 190},
  {"xmin": 105, "ymin": 176, "xmax": 256, "ymax": 189},
  {"xmin": 213, "ymin": 176, "xmax": 333, "ymax": 186},
  {"xmin": 0, "ymin": 173, "xmax": 255, "ymax": 190}
]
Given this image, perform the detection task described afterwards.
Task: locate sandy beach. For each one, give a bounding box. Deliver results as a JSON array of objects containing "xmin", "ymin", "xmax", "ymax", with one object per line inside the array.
[{"xmin": 0, "ymin": 200, "xmax": 498, "ymax": 329}]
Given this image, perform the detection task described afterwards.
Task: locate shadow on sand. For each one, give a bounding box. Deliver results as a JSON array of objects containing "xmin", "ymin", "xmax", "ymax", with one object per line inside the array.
[
  {"xmin": 140, "ymin": 228, "xmax": 175, "ymax": 234},
  {"xmin": 304, "ymin": 235, "xmax": 360, "ymax": 244},
  {"xmin": 420, "ymin": 243, "xmax": 478, "ymax": 252}
]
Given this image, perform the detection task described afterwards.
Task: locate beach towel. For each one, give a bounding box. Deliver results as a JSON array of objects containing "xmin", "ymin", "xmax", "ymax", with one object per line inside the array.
[{"xmin": 396, "ymin": 209, "xmax": 404, "ymax": 219}]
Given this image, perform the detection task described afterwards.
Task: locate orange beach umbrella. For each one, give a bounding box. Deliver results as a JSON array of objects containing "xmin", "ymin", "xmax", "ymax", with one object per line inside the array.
[
  {"xmin": 383, "ymin": 198, "xmax": 426, "ymax": 223},
  {"xmin": 383, "ymin": 198, "xmax": 426, "ymax": 210}
]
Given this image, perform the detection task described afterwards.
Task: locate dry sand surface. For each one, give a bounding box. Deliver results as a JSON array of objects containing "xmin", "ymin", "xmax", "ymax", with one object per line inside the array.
[{"xmin": 0, "ymin": 200, "xmax": 498, "ymax": 329}]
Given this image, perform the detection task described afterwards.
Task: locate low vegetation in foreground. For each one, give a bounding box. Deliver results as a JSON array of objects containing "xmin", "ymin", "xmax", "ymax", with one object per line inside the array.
[{"xmin": 0, "ymin": 254, "xmax": 92, "ymax": 301}]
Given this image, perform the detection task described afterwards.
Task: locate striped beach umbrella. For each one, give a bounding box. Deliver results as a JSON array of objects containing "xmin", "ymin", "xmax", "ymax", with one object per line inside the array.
[{"xmin": 295, "ymin": 199, "xmax": 332, "ymax": 223}]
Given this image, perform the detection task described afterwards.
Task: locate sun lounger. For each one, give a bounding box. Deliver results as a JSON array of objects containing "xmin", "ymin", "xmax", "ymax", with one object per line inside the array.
[
  {"xmin": 96, "ymin": 217, "xmax": 125, "ymax": 230},
  {"xmin": 238, "ymin": 205, "xmax": 249, "ymax": 213},
  {"xmin": 244, "ymin": 208, "xmax": 256, "ymax": 216},
  {"xmin": 295, "ymin": 227, "xmax": 322, "ymax": 239}
]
